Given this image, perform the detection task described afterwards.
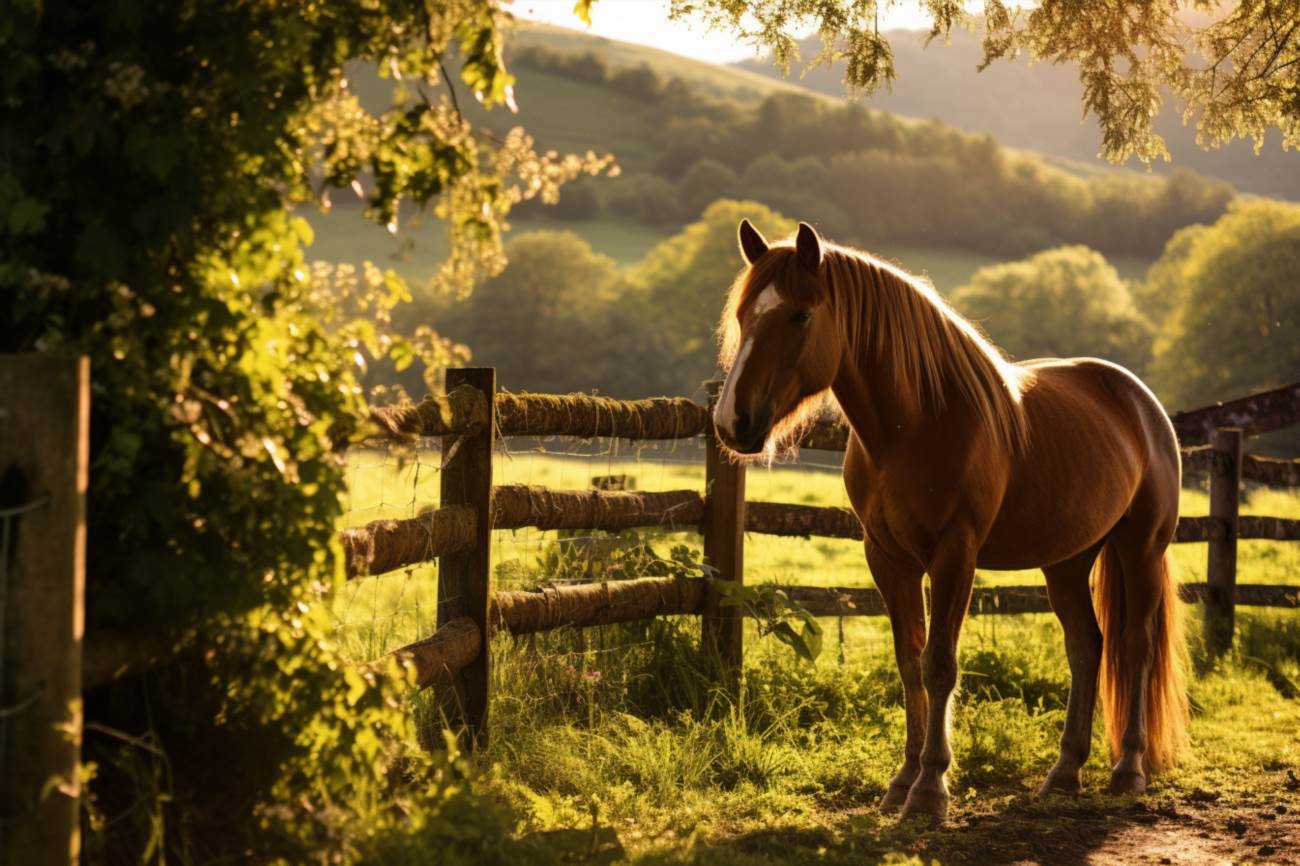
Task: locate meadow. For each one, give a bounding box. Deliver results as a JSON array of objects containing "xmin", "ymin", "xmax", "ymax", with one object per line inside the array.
[{"xmin": 335, "ymin": 445, "xmax": 1300, "ymax": 865}]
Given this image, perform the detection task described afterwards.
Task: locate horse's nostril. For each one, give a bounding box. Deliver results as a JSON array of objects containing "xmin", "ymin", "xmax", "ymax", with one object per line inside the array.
[{"xmin": 733, "ymin": 412, "xmax": 750, "ymax": 437}]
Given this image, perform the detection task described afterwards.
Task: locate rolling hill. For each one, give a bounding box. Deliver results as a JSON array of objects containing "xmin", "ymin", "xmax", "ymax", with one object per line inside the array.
[
  {"xmin": 736, "ymin": 28, "xmax": 1300, "ymax": 200},
  {"xmin": 313, "ymin": 22, "xmax": 1234, "ymax": 291}
]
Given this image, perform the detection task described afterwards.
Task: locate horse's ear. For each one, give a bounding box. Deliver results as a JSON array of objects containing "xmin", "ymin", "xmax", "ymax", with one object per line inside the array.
[
  {"xmin": 795, "ymin": 222, "xmax": 823, "ymax": 272},
  {"xmin": 738, "ymin": 219, "xmax": 769, "ymax": 265}
]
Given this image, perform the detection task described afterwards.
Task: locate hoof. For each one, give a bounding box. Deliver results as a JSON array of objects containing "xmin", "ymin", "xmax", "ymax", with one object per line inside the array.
[
  {"xmin": 1036, "ymin": 767, "xmax": 1082, "ymax": 797},
  {"xmin": 899, "ymin": 784, "xmax": 949, "ymax": 825},
  {"xmin": 1108, "ymin": 769, "xmax": 1147, "ymax": 795},
  {"xmin": 880, "ymin": 781, "xmax": 912, "ymax": 813}
]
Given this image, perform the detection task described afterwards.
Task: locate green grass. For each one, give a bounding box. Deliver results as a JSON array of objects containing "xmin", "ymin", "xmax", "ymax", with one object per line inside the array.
[{"xmin": 335, "ymin": 449, "xmax": 1300, "ymax": 864}]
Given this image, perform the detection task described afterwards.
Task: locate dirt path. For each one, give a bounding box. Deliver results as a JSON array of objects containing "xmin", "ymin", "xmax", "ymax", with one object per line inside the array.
[
  {"xmin": 921, "ymin": 788, "xmax": 1300, "ymax": 865},
  {"xmin": 711, "ymin": 771, "xmax": 1300, "ymax": 864}
]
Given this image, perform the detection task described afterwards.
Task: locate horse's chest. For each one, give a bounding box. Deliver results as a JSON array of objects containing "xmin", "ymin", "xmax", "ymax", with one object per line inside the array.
[{"xmin": 851, "ymin": 468, "xmax": 970, "ymax": 565}]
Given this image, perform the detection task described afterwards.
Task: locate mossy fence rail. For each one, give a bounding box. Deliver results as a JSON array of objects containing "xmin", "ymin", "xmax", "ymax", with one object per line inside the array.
[{"xmin": 345, "ymin": 369, "xmax": 1300, "ymax": 745}]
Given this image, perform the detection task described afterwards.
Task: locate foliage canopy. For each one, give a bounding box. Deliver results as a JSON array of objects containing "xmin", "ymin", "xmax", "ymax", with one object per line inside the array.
[{"xmin": 673, "ymin": 0, "xmax": 1300, "ymax": 164}]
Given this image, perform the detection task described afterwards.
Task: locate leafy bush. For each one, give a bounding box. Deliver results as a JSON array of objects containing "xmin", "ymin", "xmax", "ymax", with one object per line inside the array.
[
  {"xmin": 1149, "ymin": 199, "xmax": 1300, "ymax": 412},
  {"xmin": 950, "ymin": 245, "xmax": 1155, "ymax": 373}
]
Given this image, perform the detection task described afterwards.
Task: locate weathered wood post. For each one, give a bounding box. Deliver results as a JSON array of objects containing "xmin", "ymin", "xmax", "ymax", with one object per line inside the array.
[
  {"xmin": 701, "ymin": 382, "xmax": 746, "ymax": 694},
  {"xmin": 0, "ymin": 355, "xmax": 89, "ymax": 866},
  {"xmin": 436, "ymin": 368, "xmax": 495, "ymax": 748},
  {"xmin": 1205, "ymin": 426, "xmax": 1243, "ymax": 657}
]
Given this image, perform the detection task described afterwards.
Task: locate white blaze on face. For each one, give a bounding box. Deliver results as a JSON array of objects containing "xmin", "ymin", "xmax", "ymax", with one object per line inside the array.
[
  {"xmin": 715, "ymin": 284, "xmax": 782, "ymax": 437},
  {"xmin": 749, "ymin": 283, "xmax": 782, "ymax": 318},
  {"xmin": 715, "ymin": 337, "xmax": 753, "ymax": 435}
]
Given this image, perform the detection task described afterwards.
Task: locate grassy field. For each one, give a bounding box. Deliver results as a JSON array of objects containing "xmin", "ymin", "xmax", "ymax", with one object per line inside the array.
[{"xmin": 334, "ymin": 447, "xmax": 1300, "ymax": 864}]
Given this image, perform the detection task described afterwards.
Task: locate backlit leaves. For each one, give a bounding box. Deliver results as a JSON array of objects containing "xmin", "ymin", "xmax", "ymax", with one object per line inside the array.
[{"xmin": 680, "ymin": 0, "xmax": 1300, "ymax": 163}]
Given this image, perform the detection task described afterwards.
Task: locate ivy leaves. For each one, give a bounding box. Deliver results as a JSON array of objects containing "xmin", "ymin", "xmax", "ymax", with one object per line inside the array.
[{"xmin": 712, "ymin": 580, "xmax": 825, "ymax": 664}]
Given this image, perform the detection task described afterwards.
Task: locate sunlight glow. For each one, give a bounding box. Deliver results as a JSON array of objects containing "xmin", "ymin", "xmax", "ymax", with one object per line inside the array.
[{"xmin": 509, "ymin": 0, "xmax": 944, "ymax": 64}]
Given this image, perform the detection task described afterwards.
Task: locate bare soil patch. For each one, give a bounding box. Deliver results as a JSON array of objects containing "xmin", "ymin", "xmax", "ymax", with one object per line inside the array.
[{"xmin": 918, "ymin": 785, "xmax": 1300, "ymax": 866}]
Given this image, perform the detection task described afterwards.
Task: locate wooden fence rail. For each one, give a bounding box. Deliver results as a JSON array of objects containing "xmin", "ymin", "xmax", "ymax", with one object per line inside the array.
[
  {"xmin": 392, "ymin": 576, "xmax": 1300, "ymax": 685},
  {"xmin": 340, "ymin": 488, "xmax": 1300, "ymax": 580}
]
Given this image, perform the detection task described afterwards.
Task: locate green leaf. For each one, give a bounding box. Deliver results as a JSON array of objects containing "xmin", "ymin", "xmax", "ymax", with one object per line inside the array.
[
  {"xmin": 800, "ymin": 619, "xmax": 824, "ymax": 662},
  {"xmin": 8, "ymin": 197, "xmax": 49, "ymax": 236},
  {"xmin": 343, "ymin": 669, "xmax": 367, "ymax": 707},
  {"xmin": 390, "ymin": 340, "xmax": 416, "ymax": 372}
]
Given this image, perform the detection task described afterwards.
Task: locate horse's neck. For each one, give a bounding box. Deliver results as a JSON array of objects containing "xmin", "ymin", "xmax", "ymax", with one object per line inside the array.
[
  {"xmin": 828, "ymin": 259, "xmax": 993, "ymax": 464},
  {"xmin": 831, "ymin": 350, "xmax": 919, "ymax": 464},
  {"xmin": 830, "ymin": 318, "xmax": 983, "ymax": 466}
]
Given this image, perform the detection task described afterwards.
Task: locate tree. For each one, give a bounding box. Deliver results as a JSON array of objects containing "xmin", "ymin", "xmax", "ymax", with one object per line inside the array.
[
  {"xmin": 618, "ymin": 200, "xmax": 796, "ymax": 397},
  {"xmin": 441, "ymin": 231, "xmax": 619, "ymax": 393},
  {"xmin": 607, "ymin": 173, "xmax": 682, "ymax": 224},
  {"xmin": 678, "ymin": 158, "xmax": 740, "ymax": 217},
  {"xmin": 950, "ymin": 246, "xmax": 1155, "ymax": 373},
  {"xmin": 670, "ymin": 0, "xmax": 1300, "ymax": 165},
  {"xmin": 1149, "ymin": 200, "xmax": 1300, "ymax": 410},
  {"xmin": 1, "ymin": 1, "xmax": 609, "ymax": 861},
  {"xmin": 1134, "ymin": 223, "xmax": 1211, "ymax": 326}
]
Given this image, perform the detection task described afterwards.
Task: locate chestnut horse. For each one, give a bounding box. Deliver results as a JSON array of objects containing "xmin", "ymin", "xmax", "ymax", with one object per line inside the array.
[{"xmin": 714, "ymin": 220, "xmax": 1187, "ymax": 822}]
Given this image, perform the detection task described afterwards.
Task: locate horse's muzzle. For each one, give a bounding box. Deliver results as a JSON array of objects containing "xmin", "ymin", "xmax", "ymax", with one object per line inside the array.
[{"xmin": 717, "ymin": 407, "xmax": 771, "ymax": 454}]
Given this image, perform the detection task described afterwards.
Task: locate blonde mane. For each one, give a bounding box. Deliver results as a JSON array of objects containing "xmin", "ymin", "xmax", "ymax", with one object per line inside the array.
[{"xmin": 719, "ymin": 241, "xmax": 1031, "ymax": 454}]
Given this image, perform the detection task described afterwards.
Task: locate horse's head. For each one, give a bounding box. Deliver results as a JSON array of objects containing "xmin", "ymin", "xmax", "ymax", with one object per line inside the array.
[{"xmin": 714, "ymin": 219, "xmax": 841, "ymax": 454}]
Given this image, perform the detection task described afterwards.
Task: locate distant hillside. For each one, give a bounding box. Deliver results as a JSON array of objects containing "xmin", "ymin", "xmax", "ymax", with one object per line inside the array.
[
  {"xmin": 737, "ymin": 28, "xmax": 1300, "ymax": 200},
  {"xmin": 339, "ymin": 23, "xmax": 1236, "ymax": 266},
  {"xmin": 507, "ymin": 22, "xmax": 811, "ymax": 103}
]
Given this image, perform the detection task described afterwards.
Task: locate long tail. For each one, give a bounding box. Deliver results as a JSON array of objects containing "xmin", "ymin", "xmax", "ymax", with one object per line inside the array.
[{"xmin": 1094, "ymin": 544, "xmax": 1189, "ymax": 773}]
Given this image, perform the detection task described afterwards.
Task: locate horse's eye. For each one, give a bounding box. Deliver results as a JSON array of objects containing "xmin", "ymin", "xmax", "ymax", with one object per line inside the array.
[{"xmin": 792, "ymin": 310, "xmax": 812, "ymax": 325}]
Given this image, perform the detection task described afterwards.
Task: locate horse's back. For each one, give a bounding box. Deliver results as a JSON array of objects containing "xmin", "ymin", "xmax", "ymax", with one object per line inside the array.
[
  {"xmin": 980, "ymin": 357, "xmax": 1179, "ymax": 568},
  {"xmin": 1016, "ymin": 357, "xmax": 1178, "ymax": 473}
]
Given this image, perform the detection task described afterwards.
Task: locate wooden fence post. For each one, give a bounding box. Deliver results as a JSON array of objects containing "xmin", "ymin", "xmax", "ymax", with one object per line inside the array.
[
  {"xmin": 1205, "ymin": 426, "xmax": 1242, "ymax": 657},
  {"xmin": 701, "ymin": 382, "xmax": 746, "ymax": 693},
  {"xmin": 437, "ymin": 368, "xmax": 495, "ymax": 748},
  {"xmin": 0, "ymin": 355, "xmax": 89, "ymax": 866}
]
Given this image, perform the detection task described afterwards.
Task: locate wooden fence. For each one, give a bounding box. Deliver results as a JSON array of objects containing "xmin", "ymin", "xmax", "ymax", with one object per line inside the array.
[
  {"xmin": 1, "ymin": 356, "xmax": 89, "ymax": 866},
  {"xmin": 349, "ymin": 370, "xmax": 1300, "ymax": 745}
]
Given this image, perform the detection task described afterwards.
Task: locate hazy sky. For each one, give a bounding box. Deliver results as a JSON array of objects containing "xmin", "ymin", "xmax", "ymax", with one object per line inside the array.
[{"xmin": 510, "ymin": 1, "xmax": 939, "ymax": 63}]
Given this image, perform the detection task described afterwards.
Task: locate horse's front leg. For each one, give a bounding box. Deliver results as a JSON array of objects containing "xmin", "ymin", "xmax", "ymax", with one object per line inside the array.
[
  {"xmin": 867, "ymin": 541, "xmax": 926, "ymax": 812},
  {"xmin": 901, "ymin": 536, "xmax": 977, "ymax": 824}
]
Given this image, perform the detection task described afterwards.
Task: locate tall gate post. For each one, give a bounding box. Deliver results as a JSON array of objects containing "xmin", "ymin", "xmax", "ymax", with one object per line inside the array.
[
  {"xmin": 437, "ymin": 368, "xmax": 495, "ymax": 748},
  {"xmin": 0, "ymin": 355, "xmax": 89, "ymax": 866},
  {"xmin": 701, "ymin": 382, "xmax": 746, "ymax": 695},
  {"xmin": 1205, "ymin": 426, "xmax": 1242, "ymax": 657}
]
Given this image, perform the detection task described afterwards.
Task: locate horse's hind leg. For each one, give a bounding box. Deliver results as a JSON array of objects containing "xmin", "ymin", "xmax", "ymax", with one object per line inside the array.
[
  {"xmin": 867, "ymin": 541, "xmax": 927, "ymax": 811},
  {"xmin": 1038, "ymin": 543, "xmax": 1104, "ymax": 795}
]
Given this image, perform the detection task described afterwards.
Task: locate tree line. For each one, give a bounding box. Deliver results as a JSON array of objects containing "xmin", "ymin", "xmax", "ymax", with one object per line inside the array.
[
  {"xmin": 510, "ymin": 46, "xmax": 1236, "ymax": 260},
  {"xmin": 425, "ymin": 198, "xmax": 1300, "ymax": 435}
]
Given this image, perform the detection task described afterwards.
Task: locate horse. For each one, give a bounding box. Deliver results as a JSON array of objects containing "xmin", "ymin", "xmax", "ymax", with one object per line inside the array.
[{"xmin": 713, "ymin": 219, "xmax": 1188, "ymax": 823}]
